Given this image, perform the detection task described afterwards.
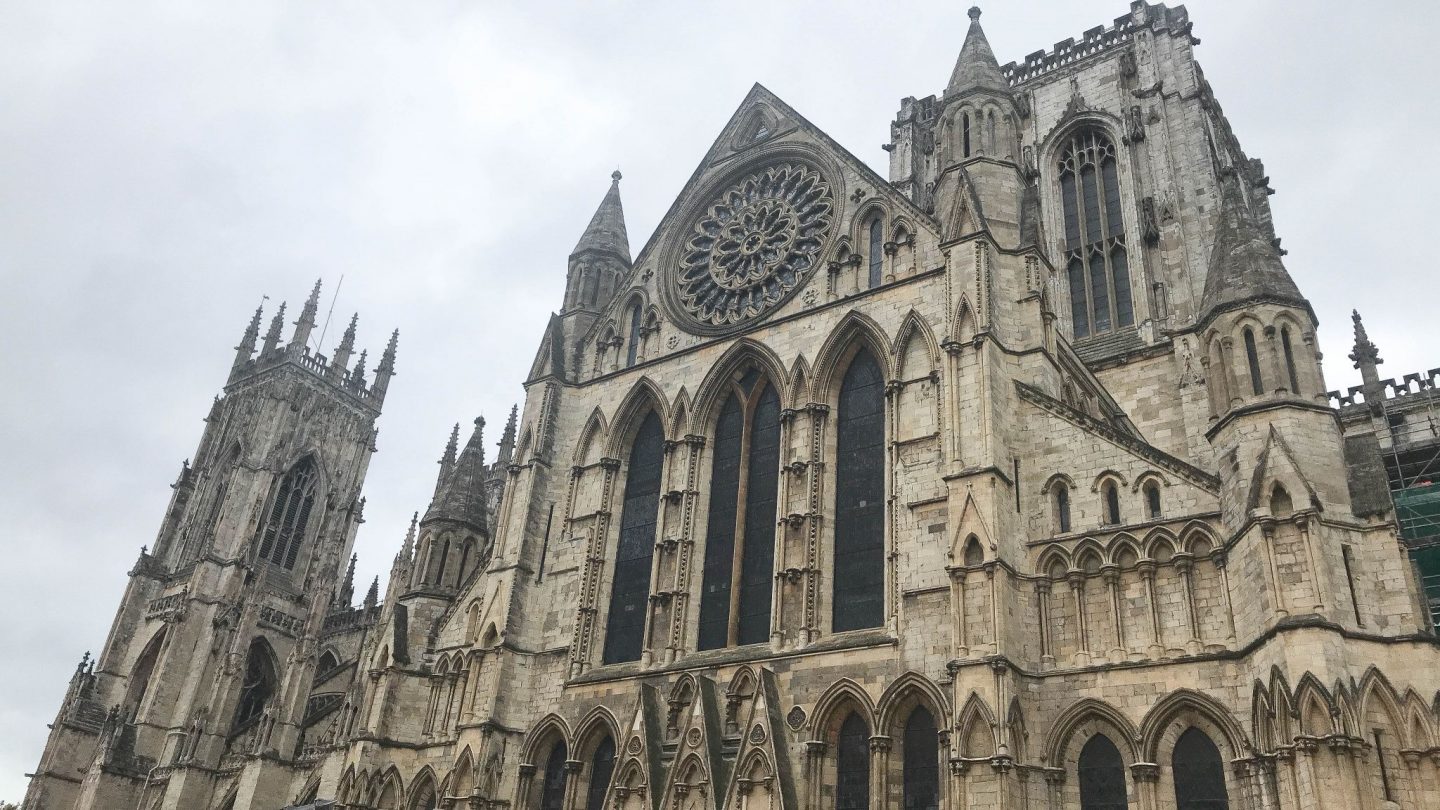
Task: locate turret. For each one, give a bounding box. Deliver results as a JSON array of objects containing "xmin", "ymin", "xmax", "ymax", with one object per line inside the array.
[{"xmin": 562, "ymin": 171, "xmax": 631, "ymax": 313}]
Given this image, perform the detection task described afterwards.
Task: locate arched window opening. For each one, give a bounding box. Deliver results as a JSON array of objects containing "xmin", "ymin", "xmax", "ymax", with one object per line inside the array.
[
  {"xmin": 833, "ymin": 348, "xmax": 886, "ymax": 632},
  {"xmin": 1242, "ymin": 328, "xmax": 1264, "ymax": 396},
  {"xmin": 232, "ymin": 638, "xmax": 277, "ymax": 732},
  {"xmin": 868, "ymin": 218, "xmax": 884, "ymax": 289},
  {"xmin": 603, "ymin": 411, "xmax": 664, "ymax": 664},
  {"xmin": 836, "ymin": 712, "xmax": 871, "ymax": 810},
  {"xmin": 1055, "ymin": 487, "xmax": 1072, "ymax": 534},
  {"xmin": 1144, "ymin": 482, "xmax": 1162, "ymax": 521},
  {"xmin": 1172, "ymin": 727, "xmax": 1229, "ymax": 810},
  {"xmin": 256, "ymin": 456, "xmax": 318, "ymax": 570},
  {"xmin": 1280, "ymin": 327, "xmax": 1301, "ymax": 394},
  {"xmin": 698, "ymin": 370, "xmax": 780, "ymax": 650},
  {"xmin": 1270, "ymin": 485, "xmax": 1293, "ymax": 518},
  {"xmin": 539, "ymin": 741, "xmax": 569, "ymax": 810},
  {"xmin": 1078, "ymin": 733, "xmax": 1128, "ymax": 810},
  {"xmin": 585, "ymin": 736, "xmax": 616, "ymax": 810},
  {"xmin": 902, "ymin": 706, "xmax": 940, "ymax": 810},
  {"xmin": 1059, "ymin": 129, "xmax": 1133, "ymax": 338},
  {"xmin": 626, "ymin": 302, "xmax": 643, "ymax": 367},
  {"xmin": 1102, "ymin": 481, "xmax": 1121, "ymax": 526}
]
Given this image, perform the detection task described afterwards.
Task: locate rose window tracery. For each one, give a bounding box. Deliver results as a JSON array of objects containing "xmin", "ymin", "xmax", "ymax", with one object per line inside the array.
[{"xmin": 674, "ymin": 162, "xmax": 834, "ymax": 329}]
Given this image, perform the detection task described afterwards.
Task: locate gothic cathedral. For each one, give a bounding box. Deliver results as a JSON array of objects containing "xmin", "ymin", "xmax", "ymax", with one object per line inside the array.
[{"xmin": 24, "ymin": 5, "xmax": 1440, "ymax": 810}]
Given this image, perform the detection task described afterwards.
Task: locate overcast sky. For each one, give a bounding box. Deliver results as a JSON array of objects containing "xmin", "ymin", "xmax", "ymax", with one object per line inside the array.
[{"xmin": 2, "ymin": 0, "xmax": 1437, "ymax": 801}]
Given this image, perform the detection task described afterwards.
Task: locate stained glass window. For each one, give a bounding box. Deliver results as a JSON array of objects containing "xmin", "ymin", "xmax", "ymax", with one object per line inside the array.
[
  {"xmin": 1172, "ymin": 727, "xmax": 1228, "ymax": 810},
  {"xmin": 603, "ymin": 412, "xmax": 664, "ymax": 664},
  {"xmin": 586, "ymin": 736, "xmax": 616, "ymax": 810},
  {"xmin": 1078, "ymin": 733, "xmax": 1128, "ymax": 810},
  {"xmin": 902, "ymin": 707, "xmax": 940, "ymax": 810},
  {"xmin": 836, "ymin": 712, "xmax": 871, "ymax": 810},
  {"xmin": 539, "ymin": 741, "xmax": 569, "ymax": 810},
  {"xmin": 834, "ymin": 349, "xmax": 886, "ymax": 632},
  {"xmin": 257, "ymin": 456, "xmax": 317, "ymax": 570},
  {"xmin": 1059, "ymin": 130, "xmax": 1134, "ymax": 338}
]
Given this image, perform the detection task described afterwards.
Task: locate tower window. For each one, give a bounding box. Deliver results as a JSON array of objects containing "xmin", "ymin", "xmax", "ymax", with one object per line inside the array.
[
  {"xmin": 698, "ymin": 370, "xmax": 780, "ymax": 650},
  {"xmin": 833, "ymin": 348, "xmax": 886, "ymax": 632},
  {"xmin": 1243, "ymin": 328, "xmax": 1264, "ymax": 396},
  {"xmin": 1059, "ymin": 129, "xmax": 1134, "ymax": 338},
  {"xmin": 836, "ymin": 712, "xmax": 871, "ymax": 810},
  {"xmin": 1172, "ymin": 727, "xmax": 1229, "ymax": 810},
  {"xmin": 868, "ymin": 217, "xmax": 884, "ymax": 289},
  {"xmin": 603, "ymin": 411, "xmax": 664, "ymax": 664},
  {"xmin": 1280, "ymin": 327, "xmax": 1301, "ymax": 394},
  {"xmin": 256, "ymin": 456, "xmax": 318, "ymax": 570},
  {"xmin": 1078, "ymin": 733, "xmax": 1128, "ymax": 810},
  {"xmin": 626, "ymin": 302, "xmax": 642, "ymax": 368},
  {"xmin": 1102, "ymin": 481, "xmax": 1121, "ymax": 526}
]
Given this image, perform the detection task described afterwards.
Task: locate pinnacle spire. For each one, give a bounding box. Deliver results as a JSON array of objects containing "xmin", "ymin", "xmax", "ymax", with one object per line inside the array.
[
  {"xmin": 947, "ymin": 7, "xmax": 1011, "ymax": 97},
  {"xmin": 262, "ymin": 301, "xmax": 287, "ymax": 355},
  {"xmin": 424, "ymin": 416, "xmax": 491, "ymax": 533},
  {"xmin": 1199, "ymin": 170, "xmax": 1308, "ymax": 325},
  {"xmin": 571, "ymin": 171, "xmax": 631, "ymax": 263}
]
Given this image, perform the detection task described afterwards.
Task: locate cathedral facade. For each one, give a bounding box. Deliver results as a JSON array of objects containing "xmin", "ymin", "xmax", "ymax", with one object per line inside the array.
[{"xmin": 23, "ymin": 4, "xmax": 1440, "ymax": 809}]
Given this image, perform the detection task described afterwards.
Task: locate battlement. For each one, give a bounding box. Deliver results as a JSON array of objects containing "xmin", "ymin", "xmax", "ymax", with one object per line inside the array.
[
  {"xmin": 1000, "ymin": 1, "xmax": 1193, "ymax": 87},
  {"xmin": 1329, "ymin": 367, "xmax": 1440, "ymax": 409}
]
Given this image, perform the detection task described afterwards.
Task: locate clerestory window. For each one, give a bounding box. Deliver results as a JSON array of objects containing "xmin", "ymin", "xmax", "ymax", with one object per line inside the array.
[{"xmin": 1059, "ymin": 129, "xmax": 1134, "ymax": 339}]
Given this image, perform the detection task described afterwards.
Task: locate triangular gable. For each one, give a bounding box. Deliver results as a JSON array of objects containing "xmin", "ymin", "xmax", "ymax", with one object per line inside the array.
[
  {"xmin": 659, "ymin": 676, "xmax": 728, "ymax": 810},
  {"xmin": 719, "ymin": 668, "xmax": 797, "ymax": 810},
  {"xmin": 1246, "ymin": 426, "xmax": 1323, "ymax": 514},
  {"xmin": 608, "ymin": 684, "xmax": 665, "ymax": 810}
]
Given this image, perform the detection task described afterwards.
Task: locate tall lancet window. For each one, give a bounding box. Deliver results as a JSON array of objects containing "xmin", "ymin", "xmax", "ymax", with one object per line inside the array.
[
  {"xmin": 1059, "ymin": 129, "xmax": 1133, "ymax": 338},
  {"xmin": 257, "ymin": 456, "xmax": 317, "ymax": 570},
  {"xmin": 698, "ymin": 369, "xmax": 780, "ymax": 650},
  {"xmin": 603, "ymin": 411, "xmax": 664, "ymax": 664},
  {"xmin": 868, "ymin": 217, "xmax": 885, "ymax": 288},
  {"xmin": 833, "ymin": 348, "xmax": 886, "ymax": 632}
]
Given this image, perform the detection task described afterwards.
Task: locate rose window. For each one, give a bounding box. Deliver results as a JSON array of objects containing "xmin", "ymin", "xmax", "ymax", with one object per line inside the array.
[{"xmin": 674, "ymin": 162, "xmax": 834, "ymax": 328}]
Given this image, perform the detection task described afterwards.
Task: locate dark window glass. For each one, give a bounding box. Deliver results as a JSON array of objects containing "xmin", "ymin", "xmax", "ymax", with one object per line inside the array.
[
  {"xmin": 698, "ymin": 393, "xmax": 743, "ymax": 650},
  {"xmin": 1078, "ymin": 733, "xmax": 1129, "ymax": 810},
  {"xmin": 1281, "ymin": 328, "xmax": 1300, "ymax": 393},
  {"xmin": 586, "ymin": 736, "xmax": 615, "ymax": 810},
  {"xmin": 868, "ymin": 218, "xmax": 884, "ymax": 288},
  {"xmin": 1172, "ymin": 727, "xmax": 1229, "ymax": 810},
  {"xmin": 257, "ymin": 457, "xmax": 317, "ymax": 570},
  {"xmin": 1145, "ymin": 483, "xmax": 1161, "ymax": 520},
  {"xmin": 1243, "ymin": 328, "xmax": 1264, "ymax": 396},
  {"xmin": 1056, "ymin": 488, "xmax": 1072, "ymax": 534},
  {"xmin": 1104, "ymin": 482, "xmax": 1121, "ymax": 525},
  {"xmin": 603, "ymin": 412, "xmax": 664, "ymax": 664},
  {"xmin": 1058, "ymin": 130, "xmax": 1132, "ymax": 338},
  {"xmin": 902, "ymin": 707, "xmax": 940, "ymax": 810},
  {"xmin": 539, "ymin": 742, "xmax": 569, "ymax": 810},
  {"xmin": 626, "ymin": 303, "xmax": 642, "ymax": 367},
  {"xmin": 836, "ymin": 712, "xmax": 871, "ymax": 810},
  {"xmin": 738, "ymin": 384, "xmax": 780, "ymax": 645},
  {"xmin": 833, "ymin": 349, "xmax": 886, "ymax": 632}
]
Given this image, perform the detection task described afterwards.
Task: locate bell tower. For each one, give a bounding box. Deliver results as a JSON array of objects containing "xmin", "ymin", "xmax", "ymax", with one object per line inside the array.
[{"xmin": 23, "ymin": 281, "xmax": 397, "ymax": 810}]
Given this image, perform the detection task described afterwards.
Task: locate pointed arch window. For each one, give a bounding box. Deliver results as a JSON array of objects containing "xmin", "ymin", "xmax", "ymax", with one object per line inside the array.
[
  {"xmin": 257, "ymin": 456, "xmax": 317, "ymax": 570},
  {"xmin": 1172, "ymin": 727, "xmax": 1229, "ymax": 810},
  {"xmin": 603, "ymin": 411, "xmax": 664, "ymax": 664},
  {"xmin": 626, "ymin": 302, "xmax": 643, "ymax": 367},
  {"xmin": 232, "ymin": 638, "xmax": 277, "ymax": 732},
  {"xmin": 1059, "ymin": 129, "xmax": 1133, "ymax": 338},
  {"xmin": 1243, "ymin": 328, "xmax": 1264, "ymax": 396},
  {"xmin": 902, "ymin": 706, "xmax": 940, "ymax": 810},
  {"xmin": 1078, "ymin": 733, "xmax": 1128, "ymax": 809},
  {"xmin": 836, "ymin": 712, "xmax": 871, "ymax": 810},
  {"xmin": 833, "ymin": 348, "xmax": 886, "ymax": 632},
  {"xmin": 868, "ymin": 218, "xmax": 885, "ymax": 288},
  {"xmin": 698, "ymin": 369, "xmax": 780, "ymax": 650},
  {"xmin": 1280, "ymin": 327, "xmax": 1301, "ymax": 394},
  {"xmin": 585, "ymin": 736, "xmax": 616, "ymax": 810},
  {"xmin": 539, "ymin": 741, "xmax": 569, "ymax": 810}
]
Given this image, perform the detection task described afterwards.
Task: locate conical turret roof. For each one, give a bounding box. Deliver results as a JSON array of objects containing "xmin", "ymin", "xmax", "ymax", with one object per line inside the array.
[
  {"xmin": 1199, "ymin": 171, "xmax": 1308, "ymax": 324},
  {"xmin": 947, "ymin": 8, "xmax": 1011, "ymax": 97},
  {"xmin": 423, "ymin": 417, "xmax": 490, "ymax": 533},
  {"xmin": 571, "ymin": 170, "xmax": 631, "ymax": 263}
]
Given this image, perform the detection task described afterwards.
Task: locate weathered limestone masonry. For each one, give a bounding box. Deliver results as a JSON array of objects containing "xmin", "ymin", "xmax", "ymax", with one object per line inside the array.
[{"xmin": 23, "ymin": 4, "xmax": 1440, "ymax": 810}]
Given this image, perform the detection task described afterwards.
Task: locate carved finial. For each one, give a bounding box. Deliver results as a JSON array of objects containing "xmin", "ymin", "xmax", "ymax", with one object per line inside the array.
[{"xmin": 968, "ymin": 6, "xmax": 982, "ymax": 20}]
